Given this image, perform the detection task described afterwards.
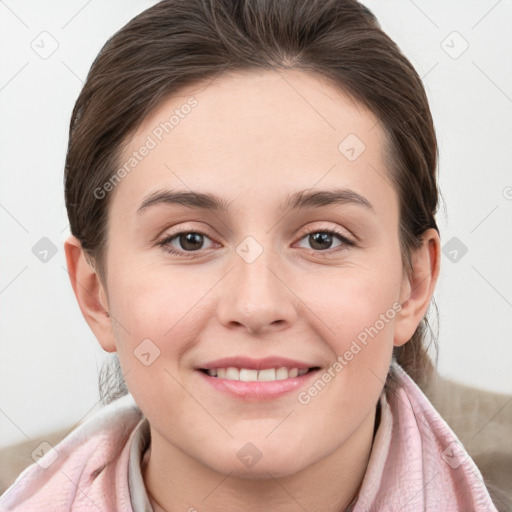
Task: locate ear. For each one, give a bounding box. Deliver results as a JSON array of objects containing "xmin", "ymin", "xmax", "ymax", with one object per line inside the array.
[
  {"xmin": 394, "ymin": 228, "xmax": 441, "ymax": 347},
  {"xmin": 64, "ymin": 235, "xmax": 116, "ymax": 352}
]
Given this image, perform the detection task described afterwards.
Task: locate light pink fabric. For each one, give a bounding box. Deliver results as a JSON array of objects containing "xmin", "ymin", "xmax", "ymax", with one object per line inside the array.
[
  {"xmin": 0, "ymin": 393, "xmax": 143, "ymax": 511},
  {"xmin": 352, "ymin": 363, "xmax": 498, "ymax": 511},
  {"xmin": 0, "ymin": 362, "xmax": 498, "ymax": 511}
]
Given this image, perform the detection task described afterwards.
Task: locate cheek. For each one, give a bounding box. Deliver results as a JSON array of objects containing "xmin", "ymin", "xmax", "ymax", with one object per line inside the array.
[
  {"xmin": 315, "ymin": 261, "xmax": 402, "ymax": 344},
  {"xmin": 108, "ymin": 262, "xmax": 203, "ymax": 344},
  {"xmin": 331, "ymin": 286, "xmax": 400, "ymax": 353},
  {"xmin": 108, "ymin": 278, "xmax": 199, "ymax": 429},
  {"xmin": 310, "ymin": 260, "xmax": 402, "ymax": 396},
  {"xmin": 295, "ymin": 275, "xmax": 400, "ymax": 433},
  {"xmin": 105, "ymin": 268, "xmax": 187, "ymax": 373}
]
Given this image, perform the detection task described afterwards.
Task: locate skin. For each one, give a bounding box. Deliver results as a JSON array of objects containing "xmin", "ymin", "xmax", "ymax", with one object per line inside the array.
[{"xmin": 65, "ymin": 69, "xmax": 440, "ymax": 512}]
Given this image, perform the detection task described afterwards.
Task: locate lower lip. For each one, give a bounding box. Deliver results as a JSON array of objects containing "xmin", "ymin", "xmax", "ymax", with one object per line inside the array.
[{"xmin": 196, "ymin": 369, "xmax": 319, "ymax": 400}]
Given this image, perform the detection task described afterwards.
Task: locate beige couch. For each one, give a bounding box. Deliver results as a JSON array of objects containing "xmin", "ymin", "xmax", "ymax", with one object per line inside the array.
[
  {"xmin": 1, "ymin": 377, "xmax": 511, "ymax": 509},
  {"xmin": 423, "ymin": 373, "xmax": 512, "ymax": 511}
]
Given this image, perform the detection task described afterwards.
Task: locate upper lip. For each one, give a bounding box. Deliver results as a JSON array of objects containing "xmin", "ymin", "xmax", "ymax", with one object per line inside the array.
[{"xmin": 198, "ymin": 356, "xmax": 318, "ymax": 371}]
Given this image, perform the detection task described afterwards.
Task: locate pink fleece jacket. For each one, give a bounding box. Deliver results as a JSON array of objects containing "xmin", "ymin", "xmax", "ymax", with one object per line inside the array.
[{"xmin": 0, "ymin": 362, "xmax": 499, "ymax": 511}]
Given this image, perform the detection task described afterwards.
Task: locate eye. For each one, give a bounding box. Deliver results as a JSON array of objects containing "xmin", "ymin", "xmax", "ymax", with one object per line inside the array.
[
  {"xmin": 157, "ymin": 227, "xmax": 355, "ymax": 257},
  {"xmin": 158, "ymin": 231, "xmax": 215, "ymax": 256},
  {"xmin": 296, "ymin": 228, "xmax": 355, "ymax": 253}
]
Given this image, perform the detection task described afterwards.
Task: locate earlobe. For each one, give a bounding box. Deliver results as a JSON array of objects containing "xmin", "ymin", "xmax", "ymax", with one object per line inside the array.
[
  {"xmin": 64, "ymin": 235, "xmax": 117, "ymax": 353},
  {"xmin": 394, "ymin": 228, "xmax": 441, "ymax": 347}
]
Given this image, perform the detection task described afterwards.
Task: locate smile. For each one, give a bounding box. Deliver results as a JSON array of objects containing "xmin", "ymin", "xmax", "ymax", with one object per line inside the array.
[{"xmin": 196, "ymin": 357, "xmax": 322, "ymax": 400}]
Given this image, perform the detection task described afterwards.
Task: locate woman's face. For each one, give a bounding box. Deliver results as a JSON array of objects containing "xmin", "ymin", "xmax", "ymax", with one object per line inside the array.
[{"xmin": 100, "ymin": 69, "xmax": 415, "ymax": 477}]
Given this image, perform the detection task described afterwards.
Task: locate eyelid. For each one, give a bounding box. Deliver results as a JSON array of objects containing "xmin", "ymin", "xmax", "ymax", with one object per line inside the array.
[
  {"xmin": 155, "ymin": 221, "xmax": 216, "ymax": 243},
  {"xmin": 297, "ymin": 223, "xmax": 355, "ymax": 244}
]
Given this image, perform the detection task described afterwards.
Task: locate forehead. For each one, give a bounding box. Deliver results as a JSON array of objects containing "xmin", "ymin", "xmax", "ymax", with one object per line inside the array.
[{"xmin": 113, "ymin": 69, "xmax": 395, "ymax": 216}]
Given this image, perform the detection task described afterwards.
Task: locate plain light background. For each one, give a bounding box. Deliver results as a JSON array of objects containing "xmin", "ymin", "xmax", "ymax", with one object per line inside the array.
[{"xmin": 0, "ymin": 0, "xmax": 511, "ymax": 450}]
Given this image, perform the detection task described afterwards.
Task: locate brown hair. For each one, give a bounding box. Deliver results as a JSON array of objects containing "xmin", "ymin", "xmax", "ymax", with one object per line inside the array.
[{"xmin": 64, "ymin": 0, "xmax": 440, "ymax": 402}]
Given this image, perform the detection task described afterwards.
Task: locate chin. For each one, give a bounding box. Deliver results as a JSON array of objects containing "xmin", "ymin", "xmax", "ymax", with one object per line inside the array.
[
  {"xmin": 225, "ymin": 461, "xmax": 308, "ymax": 480},
  {"xmin": 204, "ymin": 440, "xmax": 316, "ymax": 479}
]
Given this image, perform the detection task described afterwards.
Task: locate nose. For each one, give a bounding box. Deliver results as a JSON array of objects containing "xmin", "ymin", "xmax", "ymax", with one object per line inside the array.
[{"xmin": 216, "ymin": 243, "xmax": 298, "ymax": 335}]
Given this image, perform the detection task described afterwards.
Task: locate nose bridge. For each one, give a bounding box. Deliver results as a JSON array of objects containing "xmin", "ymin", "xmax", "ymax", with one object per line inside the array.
[{"xmin": 217, "ymin": 234, "xmax": 296, "ymax": 333}]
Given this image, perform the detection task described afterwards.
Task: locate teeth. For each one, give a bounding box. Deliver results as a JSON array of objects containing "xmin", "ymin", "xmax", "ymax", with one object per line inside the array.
[
  {"xmin": 258, "ymin": 368, "xmax": 276, "ymax": 381},
  {"xmin": 226, "ymin": 367, "xmax": 240, "ymax": 380},
  {"xmin": 276, "ymin": 367, "xmax": 288, "ymax": 380},
  {"xmin": 204, "ymin": 367, "xmax": 312, "ymax": 381},
  {"xmin": 239, "ymin": 369, "xmax": 258, "ymax": 382}
]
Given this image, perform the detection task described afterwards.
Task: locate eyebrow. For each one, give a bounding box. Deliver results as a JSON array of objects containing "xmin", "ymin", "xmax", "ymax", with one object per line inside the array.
[{"xmin": 136, "ymin": 187, "xmax": 374, "ymax": 214}]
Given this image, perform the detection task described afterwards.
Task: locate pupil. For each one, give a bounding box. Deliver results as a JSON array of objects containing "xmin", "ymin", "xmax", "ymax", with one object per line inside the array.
[
  {"xmin": 310, "ymin": 232, "xmax": 332, "ymax": 251},
  {"xmin": 181, "ymin": 233, "xmax": 203, "ymax": 251}
]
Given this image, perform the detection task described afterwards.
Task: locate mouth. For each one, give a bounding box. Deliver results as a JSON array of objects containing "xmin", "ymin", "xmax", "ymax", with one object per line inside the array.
[{"xmin": 195, "ymin": 357, "xmax": 322, "ymax": 400}]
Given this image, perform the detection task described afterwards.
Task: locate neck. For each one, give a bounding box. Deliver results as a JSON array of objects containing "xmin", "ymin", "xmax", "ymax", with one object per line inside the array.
[{"xmin": 142, "ymin": 404, "xmax": 379, "ymax": 512}]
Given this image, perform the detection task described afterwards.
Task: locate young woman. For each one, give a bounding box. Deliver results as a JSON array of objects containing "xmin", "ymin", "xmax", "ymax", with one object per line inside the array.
[{"xmin": 0, "ymin": 0, "xmax": 499, "ymax": 510}]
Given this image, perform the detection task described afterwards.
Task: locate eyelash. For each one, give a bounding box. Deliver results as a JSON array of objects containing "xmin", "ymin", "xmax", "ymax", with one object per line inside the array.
[{"xmin": 157, "ymin": 227, "xmax": 355, "ymax": 257}]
